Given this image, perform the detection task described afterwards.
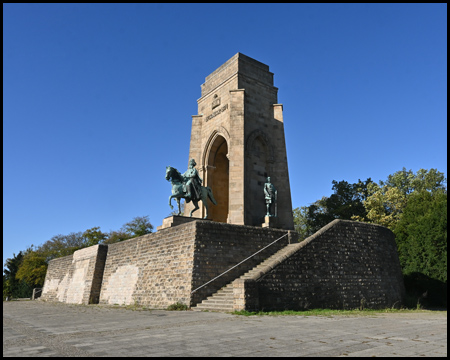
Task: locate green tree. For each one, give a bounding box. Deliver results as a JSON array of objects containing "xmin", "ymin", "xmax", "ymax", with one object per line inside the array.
[
  {"xmin": 303, "ymin": 196, "xmax": 330, "ymax": 235},
  {"xmin": 295, "ymin": 178, "xmax": 373, "ymax": 236},
  {"xmin": 122, "ymin": 216, "xmax": 154, "ymax": 237},
  {"xmin": 356, "ymin": 183, "xmax": 407, "ymax": 230},
  {"xmin": 3, "ymin": 252, "xmax": 23, "ymax": 299},
  {"xmin": 3, "ymin": 252, "xmax": 33, "ymax": 299},
  {"xmin": 82, "ymin": 227, "xmax": 108, "ymax": 247},
  {"xmin": 327, "ymin": 179, "xmax": 372, "ymax": 220},
  {"xmin": 359, "ymin": 168, "xmax": 446, "ymax": 231},
  {"xmin": 381, "ymin": 167, "xmax": 446, "ymax": 195},
  {"xmin": 103, "ymin": 230, "xmax": 133, "ymax": 245},
  {"xmin": 38, "ymin": 232, "xmax": 85, "ymax": 262},
  {"xmin": 394, "ymin": 189, "xmax": 447, "ymax": 282},
  {"xmin": 16, "ymin": 249, "xmax": 48, "ymax": 287},
  {"xmin": 292, "ymin": 206, "xmax": 312, "ymax": 240}
]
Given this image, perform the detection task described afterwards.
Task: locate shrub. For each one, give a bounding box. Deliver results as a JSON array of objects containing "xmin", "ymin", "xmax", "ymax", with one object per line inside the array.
[{"xmin": 167, "ymin": 302, "xmax": 189, "ymax": 311}]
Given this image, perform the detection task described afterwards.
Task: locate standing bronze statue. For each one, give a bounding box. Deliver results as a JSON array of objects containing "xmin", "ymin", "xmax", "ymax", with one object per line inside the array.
[
  {"xmin": 165, "ymin": 159, "xmax": 217, "ymax": 218},
  {"xmin": 264, "ymin": 177, "xmax": 277, "ymax": 217}
]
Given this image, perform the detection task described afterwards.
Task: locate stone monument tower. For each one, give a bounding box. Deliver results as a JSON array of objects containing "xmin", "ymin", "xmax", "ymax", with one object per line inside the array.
[{"xmin": 185, "ymin": 53, "xmax": 294, "ymax": 230}]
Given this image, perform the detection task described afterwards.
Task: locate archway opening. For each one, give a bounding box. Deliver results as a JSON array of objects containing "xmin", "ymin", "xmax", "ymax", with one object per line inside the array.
[{"xmin": 206, "ymin": 136, "xmax": 229, "ymax": 223}]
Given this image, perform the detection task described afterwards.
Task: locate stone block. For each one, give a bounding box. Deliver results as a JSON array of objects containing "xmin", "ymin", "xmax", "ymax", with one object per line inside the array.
[{"xmin": 157, "ymin": 215, "xmax": 202, "ymax": 231}]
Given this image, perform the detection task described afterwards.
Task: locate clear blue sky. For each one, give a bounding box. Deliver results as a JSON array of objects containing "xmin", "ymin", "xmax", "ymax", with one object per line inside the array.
[{"xmin": 3, "ymin": 4, "xmax": 447, "ymax": 268}]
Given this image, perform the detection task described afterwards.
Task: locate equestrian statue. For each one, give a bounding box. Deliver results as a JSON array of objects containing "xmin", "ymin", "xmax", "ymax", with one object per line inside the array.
[{"xmin": 165, "ymin": 159, "xmax": 217, "ymax": 218}]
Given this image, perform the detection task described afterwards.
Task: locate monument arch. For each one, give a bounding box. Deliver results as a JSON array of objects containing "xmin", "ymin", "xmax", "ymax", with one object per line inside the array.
[{"xmin": 202, "ymin": 132, "xmax": 229, "ymax": 222}]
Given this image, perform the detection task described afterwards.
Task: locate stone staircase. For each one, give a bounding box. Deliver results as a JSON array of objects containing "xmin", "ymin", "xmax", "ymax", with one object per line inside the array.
[{"xmin": 192, "ymin": 243, "xmax": 299, "ymax": 312}]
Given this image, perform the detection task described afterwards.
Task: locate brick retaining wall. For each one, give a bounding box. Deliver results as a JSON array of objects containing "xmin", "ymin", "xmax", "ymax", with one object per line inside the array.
[
  {"xmin": 99, "ymin": 221, "xmax": 197, "ymax": 308},
  {"xmin": 249, "ymin": 219, "xmax": 405, "ymax": 311},
  {"xmin": 41, "ymin": 219, "xmax": 405, "ymax": 310},
  {"xmin": 98, "ymin": 220, "xmax": 292, "ymax": 308}
]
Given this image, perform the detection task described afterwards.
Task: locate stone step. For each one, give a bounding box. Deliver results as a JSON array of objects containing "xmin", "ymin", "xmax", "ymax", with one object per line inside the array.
[
  {"xmin": 192, "ymin": 305, "xmax": 234, "ymax": 312},
  {"xmin": 203, "ymin": 289, "xmax": 233, "ymax": 298},
  {"xmin": 204, "ymin": 293, "xmax": 234, "ymax": 301},
  {"xmin": 201, "ymin": 298, "xmax": 233, "ymax": 305},
  {"xmin": 216, "ymin": 287, "xmax": 233, "ymax": 293},
  {"xmin": 243, "ymin": 247, "xmax": 295, "ymax": 273},
  {"xmin": 207, "ymin": 292, "xmax": 233, "ymax": 299},
  {"xmin": 193, "ymin": 243, "xmax": 297, "ymax": 312},
  {"xmin": 194, "ymin": 302, "xmax": 234, "ymax": 310},
  {"xmin": 195, "ymin": 299, "xmax": 234, "ymax": 306}
]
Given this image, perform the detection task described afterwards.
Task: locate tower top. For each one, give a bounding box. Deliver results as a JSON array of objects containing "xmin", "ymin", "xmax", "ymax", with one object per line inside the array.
[
  {"xmin": 187, "ymin": 54, "xmax": 294, "ymax": 229},
  {"xmin": 201, "ymin": 53, "xmax": 274, "ymax": 97}
]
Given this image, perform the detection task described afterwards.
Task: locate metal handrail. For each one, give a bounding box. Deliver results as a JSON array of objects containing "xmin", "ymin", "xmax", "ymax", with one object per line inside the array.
[{"xmin": 191, "ymin": 232, "xmax": 289, "ymax": 294}]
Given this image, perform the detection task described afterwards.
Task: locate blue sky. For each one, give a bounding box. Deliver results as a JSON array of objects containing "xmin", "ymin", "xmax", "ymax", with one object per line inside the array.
[{"xmin": 3, "ymin": 4, "xmax": 447, "ymax": 268}]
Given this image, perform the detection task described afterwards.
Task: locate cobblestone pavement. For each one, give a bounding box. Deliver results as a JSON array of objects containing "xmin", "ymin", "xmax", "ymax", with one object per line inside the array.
[{"xmin": 3, "ymin": 301, "xmax": 447, "ymax": 357}]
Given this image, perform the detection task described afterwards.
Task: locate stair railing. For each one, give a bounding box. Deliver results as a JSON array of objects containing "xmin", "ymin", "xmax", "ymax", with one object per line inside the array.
[{"xmin": 191, "ymin": 232, "xmax": 289, "ymax": 294}]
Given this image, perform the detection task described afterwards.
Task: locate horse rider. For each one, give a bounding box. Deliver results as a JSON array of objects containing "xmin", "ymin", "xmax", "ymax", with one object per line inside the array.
[{"xmin": 183, "ymin": 159, "xmax": 202, "ymax": 203}]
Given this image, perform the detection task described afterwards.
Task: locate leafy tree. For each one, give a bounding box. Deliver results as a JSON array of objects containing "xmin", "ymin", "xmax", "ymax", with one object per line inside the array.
[
  {"xmin": 355, "ymin": 183, "xmax": 407, "ymax": 230},
  {"xmin": 303, "ymin": 196, "xmax": 330, "ymax": 235},
  {"xmin": 326, "ymin": 179, "xmax": 372, "ymax": 220},
  {"xmin": 3, "ymin": 252, "xmax": 33, "ymax": 299},
  {"xmin": 82, "ymin": 227, "xmax": 108, "ymax": 247},
  {"xmin": 358, "ymin": 168, "xmax": 446, "ymax": 231},
  {"xmin": 394, "ymin": 189, "xmax": 447, "ymax": 282},
  {"xmin": 294, "ymin": 179, "xmax": 373, "ymax": 237},
  {"xmin": 3, "ymin": 252, "xmax": 23, "ymax": 299},
  {"xmin": 102, "ymin": 216, "xmax": 155, "ymax": 244},
  {"xmin": 381, "ymin": 167, "xmax": 446, "ymax": 195},
  {"xmin": 103, "ymin": 230, "xmax": 133, "ymax": 245},
  {"xmin": 292, "ymin": 206, "xmax": 312, "ymax": 240},
  {"xmin": 15, "ymin": 248, "xmax": 48, "ymax": 287},
  {"xmin": 38, "ymin": 232, "xmax": 85, "ymax": 262},
  {"xmin": 122, "ymin": 216, "xmax": 153, "ymax": 237}
]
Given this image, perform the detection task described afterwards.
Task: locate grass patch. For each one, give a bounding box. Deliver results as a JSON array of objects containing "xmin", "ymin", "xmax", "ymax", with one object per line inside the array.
[{"xmin": 232, "ymin": 308, "xmax": 440, "ymax": 317}]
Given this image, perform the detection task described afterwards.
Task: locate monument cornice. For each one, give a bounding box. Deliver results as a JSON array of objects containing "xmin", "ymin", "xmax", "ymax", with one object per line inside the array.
[
  {"xmin": 197, "ymin": 72, "xmax": 239, "ymax": 103},
  {"xmin": 198, "ymin": 71, "xmax": 277, "ymax": 103}
]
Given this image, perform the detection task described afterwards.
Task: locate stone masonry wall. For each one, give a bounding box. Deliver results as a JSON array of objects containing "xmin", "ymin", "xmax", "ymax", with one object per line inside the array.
[
  {"xmin": 40, "ymin": 254, "xmax": 73, "ymax": 303},
  {"xmin": 252, "ymin": 220, "xmax": 405, "ymax": 311},
  {"xmin": 41, "ymin": 219, "xmax": 403, "ymax": 311},
  {"xmin": 40, "ymin": 220, "xmax": 294, "ymax": 309},
  {"xmin": 191, "ymin": 221, "xmax": 295, "ymax": 305},
  {"xmin": 40, "ymin": 245, "xmax": 108, "ymax": 304},
  {"xmin": 98, "ymin": 220, "xmax": 293, "ymax": 308},
  {"xmin": 99, "ymin": 222, "xmax": 197, "ymax": 308}
]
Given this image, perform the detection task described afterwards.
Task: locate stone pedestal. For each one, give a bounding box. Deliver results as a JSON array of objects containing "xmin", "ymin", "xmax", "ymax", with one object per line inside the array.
[
  {"xmin": 262, "ymin": 216, "xmax": 279, "ymax": 228},
  {"xmin": 157, "ymin": 215, "xmax": 201, "ymax": 231}
]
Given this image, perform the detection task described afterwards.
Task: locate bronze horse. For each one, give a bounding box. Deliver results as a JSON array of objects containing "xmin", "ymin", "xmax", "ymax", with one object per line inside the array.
[{"xmin": 165, "ymin": 166, "xmax": 217, "ymax": 218}]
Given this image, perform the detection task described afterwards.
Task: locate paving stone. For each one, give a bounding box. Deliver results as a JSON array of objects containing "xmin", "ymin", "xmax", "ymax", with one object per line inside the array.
[{"xmin": 3, "ymin": 301, "xmax": 447, "ymax": 357}]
